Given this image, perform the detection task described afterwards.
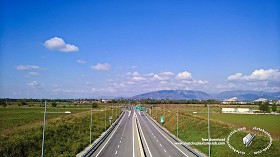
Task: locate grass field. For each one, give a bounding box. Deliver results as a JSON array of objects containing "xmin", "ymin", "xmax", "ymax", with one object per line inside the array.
[
  {"xmin": 0, "ymin": 105, "xmax": 122, "ymax": 157},
  {"xmin": 196, "ymin": 113, "xmax": 280, "ymax": 139},
  {"xmin": 149, "ymin": 105, "xmax": 280, "ymax": 157}
]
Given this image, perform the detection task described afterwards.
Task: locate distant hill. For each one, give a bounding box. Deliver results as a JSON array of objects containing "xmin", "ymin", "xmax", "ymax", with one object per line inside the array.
[
  {"xmin": 214, "ymin": 90, "xmax": 280, "ymax": 101},
  {"xmin": 132, "ymin": 90, "xmax": 280, "ymax": 101},
  {"xmin": 132, "ymin": 90, "xmax": 210, "ymax": 100}
]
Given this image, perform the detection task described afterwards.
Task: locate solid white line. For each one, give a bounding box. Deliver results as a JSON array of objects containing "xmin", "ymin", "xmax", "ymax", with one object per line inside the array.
[
  {"xmin": 144, "ymin": 115, "xmax": 189, "ymax": 157},
  {"xmin": 136, "ymin": 110, "xmax": 153, "ymax": 157},
  {"xmin": 132, "ymin": 108, "xmax": 135, "ymax": 157},
  {"xmin": 95, "ymin": 111, "xmax": 126, "ymax": 157}
]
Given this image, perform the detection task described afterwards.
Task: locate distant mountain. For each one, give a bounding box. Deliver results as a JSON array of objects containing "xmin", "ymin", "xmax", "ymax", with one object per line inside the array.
[
  {"xmin": 132, "ymin": 90, "xmax": 280, "ymax": 101},
  {"xmin": 214, "ymin": 90, "xmax": 280, "ymax": 101},
  {"xmin": 133, "ymin": 90, "xmax": 210, "ymax": 100}
]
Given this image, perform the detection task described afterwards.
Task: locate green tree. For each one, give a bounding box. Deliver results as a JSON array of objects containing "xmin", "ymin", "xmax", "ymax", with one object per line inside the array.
[
  {"xmin": 259, "ymin": 101, "xmax": 270, "ymax": 113},
  {"xmin": 92, "ymin": 102, "xmax": 98, "ymax": 108},
  {"xmin": 51, "ymin": 102, "xmax": 57, "ymax": 107},
  {"xmin": 271, "ymin": 103, "xmax": 277, "ymax": 112}
]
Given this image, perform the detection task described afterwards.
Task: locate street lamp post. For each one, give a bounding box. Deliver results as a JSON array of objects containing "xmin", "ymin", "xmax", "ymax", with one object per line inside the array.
[
  {"xmin": 41, "ymin": 100, "xmax": 47, "ymax": 157},
  {"xmin": 105, "ymin": 104, "xmax": 106, "ymax": 130},
  {"xmin": 208, "ymin": 105, "xmax": 211, "ymax": 157},
  {"xmin": 41, "ymin": 100, "xmax": 71, "ymax": 157},
  {"xmin": 177, "ymin": 107, "xmax": 178, "ymax": 138},
  {"xmin": 90, "ymin": 104, "xmax": 93, "ymax": 144}
]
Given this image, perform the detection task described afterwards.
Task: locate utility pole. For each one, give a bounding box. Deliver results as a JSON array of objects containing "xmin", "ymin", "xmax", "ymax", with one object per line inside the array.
[
  {"xmin": 105, "ymin": 104, "xmax": 106, "ymax": 130},
  {"xmin": 177, "ymin": 107, "xmax": 178, "ymax": 138},
  {"xmin": 208, "ymin": 105, "xmax": 211, "ymax": 157},
  {"xmin": 41, "ymin": 100, "xmax": 47, "ymax": 157},
  {"xmin": 90, "ymin": 104, "xmax": 93, "ymax": 144}
]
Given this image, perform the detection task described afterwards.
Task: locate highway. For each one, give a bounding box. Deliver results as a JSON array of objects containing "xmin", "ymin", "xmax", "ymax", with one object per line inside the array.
[
  {"xmin": 86, "ymin": 106, "xmax": 199, "ymax": 157},
  {"xmin": 136, "ymin": 110, "xmax": 197, "ymax": 157},
  {"xmin": 90, "ymin": 107, "xmax": 142, "ymax": 157}
]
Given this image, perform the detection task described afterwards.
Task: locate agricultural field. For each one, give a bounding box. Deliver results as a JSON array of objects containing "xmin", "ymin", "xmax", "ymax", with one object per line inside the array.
[
  {"xmin": 0, "ymin": 104, "xmax": 122, "ymax": 157},
  {"xmin": 149, "ymin": 105, "xmax": 280, "ymax": 157}
]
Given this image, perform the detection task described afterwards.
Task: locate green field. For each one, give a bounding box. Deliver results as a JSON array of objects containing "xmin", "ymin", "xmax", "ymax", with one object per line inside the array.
[
  {"xmin": 0, "ymin": 105, "xmax": 122, "ymax": 157},
  {"xmin": 196, "ymin": 113, "xmax": 280, "ymax": 138},
  {"xmin": 150, "ymin": 106, "xmax": 280, "ymax": 157}
]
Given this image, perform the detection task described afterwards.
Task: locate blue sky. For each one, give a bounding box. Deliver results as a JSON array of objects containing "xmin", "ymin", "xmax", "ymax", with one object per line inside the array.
[{"xmin": 0, "ymin": 0, "xmax": 279, "ymax": 98}]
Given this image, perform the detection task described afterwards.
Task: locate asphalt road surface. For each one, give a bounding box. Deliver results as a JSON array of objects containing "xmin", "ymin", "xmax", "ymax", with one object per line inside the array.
[{"xmin": 89, "ymin": 106, "xmax": 198, "ymax": 157}]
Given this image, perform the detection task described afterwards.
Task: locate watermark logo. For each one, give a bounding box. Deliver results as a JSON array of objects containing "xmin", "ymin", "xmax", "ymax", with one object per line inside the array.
[{"xmin": 227, "ymin": 127, "xmax": 273, "ymax": 155}]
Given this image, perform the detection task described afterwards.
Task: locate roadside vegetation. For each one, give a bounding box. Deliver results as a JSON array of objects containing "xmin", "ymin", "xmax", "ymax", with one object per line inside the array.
[
  {"xmin": 0, "ymin": 102, "xmax": 122, "ymax": 157},
  {"xmin": 149, "ymin": 104, "xmax": 280, "ymax": 157}
]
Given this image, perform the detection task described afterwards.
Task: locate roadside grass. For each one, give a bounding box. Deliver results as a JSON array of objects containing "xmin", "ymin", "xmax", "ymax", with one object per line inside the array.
[
  {"xmin": 150, "ymin": 106, "xmax": 280, "ymax": 157},
  {"xmin": 196, "ymin": 113, "xmax": 280, "ymax": 139},
  {"xmin": 0, "ymin": 106, "xmax": 121, "ymax": 157}
]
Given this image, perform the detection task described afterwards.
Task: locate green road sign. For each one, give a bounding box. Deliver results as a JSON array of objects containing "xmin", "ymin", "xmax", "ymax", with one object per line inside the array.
[{"xmin": 160, "ymin": 115, "xmax": 164, "ymax": 123}]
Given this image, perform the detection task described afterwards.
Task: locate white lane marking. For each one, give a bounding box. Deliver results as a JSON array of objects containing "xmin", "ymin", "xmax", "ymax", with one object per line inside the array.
[
  {"xmin": 95, "ymin": 111, "xmax": 126, "ymax": 157},
  {"xmin": 119, "ymin": 140, "xmax": 121, "ymax": 143},
  {"xmin": 144, "ymin": 115, "xmax": 189, "ymax": 157},
  {"xmin": 132, "ymin": 108, "xmax": 135, "ymax": 157},
  {"xmin": 157, "ymin": 139, "xmax": 159, "ymax": 142},
  {"xmin": 136, "ymin": 109, "xmax": 153, "ymax": 157},
  {"xmin": 160, "ymin": 144, "xmax": 162, "ymax": 147},
  {"xmin": 115, "ymin": 151, "xmax": 118, "ymax": 154},
  {"xmin": 118, "ymin": 145, "xmax": 120, "ymax": 148},
  {"xmin": 164, "ymin": 149, "xmax": 166, "ymax": 153}
]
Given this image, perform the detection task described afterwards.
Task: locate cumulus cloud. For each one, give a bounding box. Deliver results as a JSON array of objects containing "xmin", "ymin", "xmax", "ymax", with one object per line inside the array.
[
  {"xmin": 91, "ymin": 63, "xmax": 111, "ymax": 71},
  {"xmin": 176, "ymin": 71, "xmax": 192, "ymax": 80},
  {"xmin": 132, "ymin": 76, "xmax": 146, "ymax": 81},
  {"xmin": 159, "ymin": 72, "xmax": 174, "ymax": 76},
  {"xmin": 77, "ymin": 59, "xmax": 86, "ymax": 64},
  {"xmin": 27, "ymin": 81, "xmax": 40, "ymax": 87},
  {"xmin": 127, "ymin": 71, "xmax": 140, "ymax": 76},
  {"xmin": 16, "ymin": 65, "xmax": 42, "ymax": 70},
  {"xmin": 44, "ymin": 37, "xmax": 79, "ymax": 52},
  {"xmin": 228, "ymin": 69, "xmax": 280, "ymax": 81}
]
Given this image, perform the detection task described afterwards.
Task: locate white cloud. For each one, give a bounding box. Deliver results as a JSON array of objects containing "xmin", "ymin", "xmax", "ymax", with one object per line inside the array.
[
  {"xmin": 159, "ymin": 72, "xmax": 174, "ymax": 76},
  {"xmin": 44, "ymin": 37, "xmax": 79, "ymax": 52},
  {"xmin": 152, "ymin": 74, "xmax": 169, "ymax": 81},
  {"xmin": 27, "ymin": 81, "xmax": 40, "ymax": 87},
  {"xmin": 91, "ymin": 63, "xmax": 111, "ymax": 71},
  {"xmin": 228, "ymin": 69, "xmax": 280, "ymax": 81},
  {"xmin": 193, "ymin": 80, "xmax": 209, "ymax": 86},
  {"xmin": 16, "ymin": 65, "xmax": 42, "ymax": 70},
  {"xmin": 176, "ymin": 71, "xmax": 192, "ymax": 80},
  {"xmin": 127, "ymin": 71, "xmax": 140, "ymax": 76},
  {"xmin": 132, "ymin": 76, "xmax": 146, "ymax": 81},
  {"xmin": 77, "ymin": 59, "xmax": 86, "ymax": 64}
]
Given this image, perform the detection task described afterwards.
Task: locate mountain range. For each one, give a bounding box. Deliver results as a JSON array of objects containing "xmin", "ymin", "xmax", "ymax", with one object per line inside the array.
[{"xmin": 132, "ymin": 90, "xmax": 280, "ymax": 101}]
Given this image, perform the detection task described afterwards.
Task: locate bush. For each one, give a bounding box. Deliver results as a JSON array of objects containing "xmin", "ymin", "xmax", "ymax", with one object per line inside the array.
[
  {"xmin": 51, "ymin": 102, "xmax": 57, "ymax": 108},
  {"xmin": 92, "ymin": 102, "xmax": 98, "ymax": 108}
]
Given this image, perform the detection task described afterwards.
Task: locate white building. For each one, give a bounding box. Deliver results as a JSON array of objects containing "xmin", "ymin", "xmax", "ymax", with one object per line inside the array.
[{"xmin": 222, "ymin": 108, "xmax": 253, "ymax": 114}]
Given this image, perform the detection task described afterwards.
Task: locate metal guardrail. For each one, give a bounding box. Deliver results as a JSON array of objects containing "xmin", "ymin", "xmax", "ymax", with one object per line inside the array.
[
  {"xmin": 83, "ymin": 111, "xmax": 125, "ymax": 157},
  {"xmin": 146, "ymin": 113, "xmax": 205, "ymax": 157}
]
